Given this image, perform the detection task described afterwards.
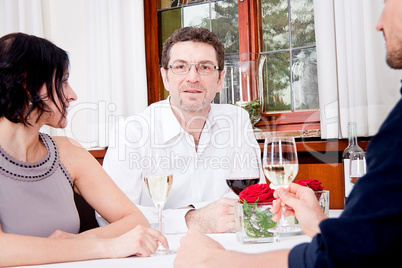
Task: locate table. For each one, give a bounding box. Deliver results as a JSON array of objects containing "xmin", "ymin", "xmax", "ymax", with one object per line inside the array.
[{"xmin": 16, "ymin": 210, "xmax": 343, "ymax": 268}]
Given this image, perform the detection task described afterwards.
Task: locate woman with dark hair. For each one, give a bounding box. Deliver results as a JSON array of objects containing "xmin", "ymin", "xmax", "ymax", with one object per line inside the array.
[{"xmin": 0, "ymin": 33, "xmax": 168, "ymax": 267}]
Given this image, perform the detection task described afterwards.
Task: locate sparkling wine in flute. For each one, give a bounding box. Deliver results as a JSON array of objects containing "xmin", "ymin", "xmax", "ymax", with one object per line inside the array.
[
  {"xmin": 263, "ymin": 164, "xmax": 298, "ymax": 188},
  {"xmin": 143, "ymin": 173, "xmax": 175, "ymax": 255},
  {"xmin": 144, "ymin": 175, "xmax": 173, "ymax": 206}
]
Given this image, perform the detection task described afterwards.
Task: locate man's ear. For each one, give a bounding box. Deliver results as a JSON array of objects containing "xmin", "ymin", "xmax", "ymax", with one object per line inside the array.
[
  {"xmin": 216, "ymin": 69, "xmax": 226, "ymax": 93},
  {"xmin": 160, "ymin": 67, "xmax": 170, "ymax": 92}
]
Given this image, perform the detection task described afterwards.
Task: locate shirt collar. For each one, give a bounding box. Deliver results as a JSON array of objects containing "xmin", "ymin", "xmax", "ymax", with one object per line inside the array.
[
  {"xmin": 158, "ymin": 97, "xmax": 218, "ymax": 144},
  {"xmin": 158, "ymin": 97, "xmax": 183, "ymax": 144},
  {"xmin": 203, "ymin": 104, "xmax": 217, "ymax": 131}
]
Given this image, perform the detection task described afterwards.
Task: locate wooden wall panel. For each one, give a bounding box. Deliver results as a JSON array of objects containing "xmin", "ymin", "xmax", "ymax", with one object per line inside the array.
[
  {"xmin": 295, "ymin": 163, "xmax": 344, "ymax": 209},
  {"xmin": 144, "ymin": 0, "xmax": 164, "ymax": 105},
  {"xmin": 88, "ymin": 149, "xmax": 107, "ymax": 165}
]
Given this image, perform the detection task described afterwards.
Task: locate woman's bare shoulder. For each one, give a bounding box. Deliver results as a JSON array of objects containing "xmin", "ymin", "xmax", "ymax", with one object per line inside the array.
[{"xmin": 52, "ymin": 136, "xmax": 84, "ymax": 151}]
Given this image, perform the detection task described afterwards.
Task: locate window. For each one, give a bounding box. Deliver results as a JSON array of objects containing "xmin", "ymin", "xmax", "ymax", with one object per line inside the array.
[
  {"xmin": 261, "ymin": 0, "xmax": 318, "ymax": 112},
  {"xmin": 157, "ymin": 0, "xmax": 239, "ymax": 100},
  {"xmin": 145, "ymin": 0, "xmax": 320, "ymax": 134},
  {"xmin": 158, "ymin": 1, "xmax": 239, "ymax": 55}
]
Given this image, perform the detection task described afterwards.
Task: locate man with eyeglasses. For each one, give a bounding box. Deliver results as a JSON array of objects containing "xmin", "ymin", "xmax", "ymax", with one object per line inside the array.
[{"xmin": 97, "ymin": 27, "xmax": 261, "ymax": 234}]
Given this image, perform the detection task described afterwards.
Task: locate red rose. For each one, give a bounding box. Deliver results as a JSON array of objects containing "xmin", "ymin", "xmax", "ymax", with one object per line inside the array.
[
  {"xmin": 295, "ymin": 179, "xmax": 323, "ymax": 191},
  {"xmin": 239, "ymin": 184, "xmax": 275, "ymax": 204}
]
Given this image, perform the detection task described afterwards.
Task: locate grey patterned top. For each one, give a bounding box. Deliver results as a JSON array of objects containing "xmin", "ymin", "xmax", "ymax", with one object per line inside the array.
[{"xmin": 0, "ymin": 133, "xmax": 80, "ymax": 237}]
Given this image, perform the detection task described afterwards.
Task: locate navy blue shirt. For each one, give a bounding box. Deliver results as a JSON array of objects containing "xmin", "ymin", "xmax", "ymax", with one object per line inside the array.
[{"xmin": 289, "ymin": 90, "xmax": 402, "ymax": 267}]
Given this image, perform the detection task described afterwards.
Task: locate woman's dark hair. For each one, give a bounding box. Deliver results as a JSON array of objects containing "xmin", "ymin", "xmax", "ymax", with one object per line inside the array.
[
  {"xmin": 0, "ymin": 32, "xmax": 69, "ymax": 126},
  {"xmin": 161, "ymin": 27, "xmax": 225, "ymax": 73}
]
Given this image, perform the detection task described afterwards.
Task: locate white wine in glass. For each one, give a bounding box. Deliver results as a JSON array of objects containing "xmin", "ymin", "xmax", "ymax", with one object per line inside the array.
[
  {"xmin": 263, "ymin": 136, "xmax": 301, "ymax": 233},
  {"xmin": 263, "ymin": 164, "xmax": 298, "ymax": 188},
  {"xmin": 143, "ymin": 150, "xmax": 175, "ymax": 255}
]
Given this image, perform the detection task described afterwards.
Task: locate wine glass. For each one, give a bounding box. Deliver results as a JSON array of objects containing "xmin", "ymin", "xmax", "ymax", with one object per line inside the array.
[
  {"xmin": 143, "ymin": 149, "xmax": 175, "ymax": 255},
  {"xmin": 349, "ymin": 151, "xmax": 367, "ymax": 184},
  {"xmin": 226, "ymin": 153, "xmax": 260, "ymax": 195},
  {"xmin": 263, "ymin": 136, "xmax": 300, "ymax": 233}
]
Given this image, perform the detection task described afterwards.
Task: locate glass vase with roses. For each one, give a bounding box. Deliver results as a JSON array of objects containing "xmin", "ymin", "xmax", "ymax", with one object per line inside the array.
[
  {"xmin": 295, "ymin": 179, "xmax": 329, "ymax": 216},
  {"xmin": 235, "ymin": 184, "xmax": 279, "ymax": 243}
]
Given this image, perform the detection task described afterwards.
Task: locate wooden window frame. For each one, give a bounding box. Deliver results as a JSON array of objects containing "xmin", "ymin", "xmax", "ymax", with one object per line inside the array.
[{"xmin": 143, "ymin": 0, "xmax": 320, "ymax": 135}]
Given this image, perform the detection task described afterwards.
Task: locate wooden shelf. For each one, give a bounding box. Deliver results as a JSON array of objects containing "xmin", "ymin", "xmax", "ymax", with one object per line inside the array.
[{"xmin": 258, "ymin": 139, "xmax": 370, "ymax": 155}]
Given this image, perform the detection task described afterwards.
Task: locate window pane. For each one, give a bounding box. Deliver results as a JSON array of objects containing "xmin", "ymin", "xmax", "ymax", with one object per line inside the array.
[
  {"xmin": 261, "ymin": 0, "xmax": 289, "ymax": 51},
  {"xmin": 159, "ymin": 8, "xmax": 182, "ymax": 48},
  {"xmin": 291, "ymin": 0, "xmax": 315, "ymax": 47},
  {"xmin": 211, "ymin": 0, "xmax": 239, "ymax": 53},
  {"xmin": 187, "ymin": 0, "xmax": 208, "ymax": 5},
  {"xmin": 157, "ymin": 0, "xmax": 173, "ymax": 9},
  {"xmin": 159, "ymin": 8, "xmax": 182, "ymax": 99},
  {"xmin": 263, "ymin": 52, "xmax": 291, "ymax": 112},
  {"xmin": 216, "ymin": 54, "xmax": 241, "ymax": 104},
  {"xmin": 183, "ymin": 3, "xmax": 210, "ymax": 29},
  {"xmin": 292, "ymin": 48, "xmax": 318, "ymax": 110}
]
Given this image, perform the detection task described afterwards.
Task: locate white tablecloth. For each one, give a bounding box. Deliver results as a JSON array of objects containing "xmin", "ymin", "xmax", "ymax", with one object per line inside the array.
[{"xmin": 16, "ymin": 210, "xmax": 343, "ymax": 268}]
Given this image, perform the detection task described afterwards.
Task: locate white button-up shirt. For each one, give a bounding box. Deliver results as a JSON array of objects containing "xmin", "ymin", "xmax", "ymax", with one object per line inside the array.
[{"xmin": 97, "ymin": 98, "xmax": 262, "ymax": 234}]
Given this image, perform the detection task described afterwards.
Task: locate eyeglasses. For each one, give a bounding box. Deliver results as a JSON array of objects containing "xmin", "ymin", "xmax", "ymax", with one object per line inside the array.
[{"xmin": 167, "ymin": 61, "xmax": 220, "ymax": 75}]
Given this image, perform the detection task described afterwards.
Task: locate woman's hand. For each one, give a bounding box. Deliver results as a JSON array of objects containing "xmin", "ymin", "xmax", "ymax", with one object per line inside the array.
[
  {"xmin": 271, "ymin": 183, "xmax": 328, "ymax": 237},
  {"xmin": 107, "ymin": 225, "xmax": 169, "ymax": 258},
  {"xmin": 50, "ymin": 225, "xmax": 169, "ymax": 258}
]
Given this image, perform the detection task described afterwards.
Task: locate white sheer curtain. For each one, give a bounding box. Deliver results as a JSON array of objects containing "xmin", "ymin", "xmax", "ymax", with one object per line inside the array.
[
  {"xmin": 0, "ymin": 0, "xmax": 148, "ymax": 148},
  {"xmin": 0, "ymin": 0, "xmax": 52, "ymax": 135},
  {"xmin": 63, "ymin": 0, "xmax": 148, "ymax": 148},
  {"xmin": 315, "ymin": 0, "xmax": 402, "ymax": 139},
  {"xmin": 0, "ymin": 0, "xmax": 44, "ymax": 36}
]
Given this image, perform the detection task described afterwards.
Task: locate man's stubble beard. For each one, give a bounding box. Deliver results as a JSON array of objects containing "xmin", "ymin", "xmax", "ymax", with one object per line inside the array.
[
  {"xmin": 386, "ymin": 47, "xmax": 402, "ymax": 69},
  {"xmin": 179, "ymin": 97, "xmax": 208, "ymax": 112},
  {"xmin": 178, "ymin": 83, "xmax": 209, "ymax": 112}
]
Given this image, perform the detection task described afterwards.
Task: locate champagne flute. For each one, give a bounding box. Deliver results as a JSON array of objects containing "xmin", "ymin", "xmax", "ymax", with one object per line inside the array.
[
  {"xmin": 349, "ymin": 151, "xmax": 367, "ymax": 184},
  {"xmin": 143, "ymin": 149, "xmax": 175, "ymax": 255},
  {"xmin": 263, "ymin": 136, "xmax": 301, "ymax": 233}
]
